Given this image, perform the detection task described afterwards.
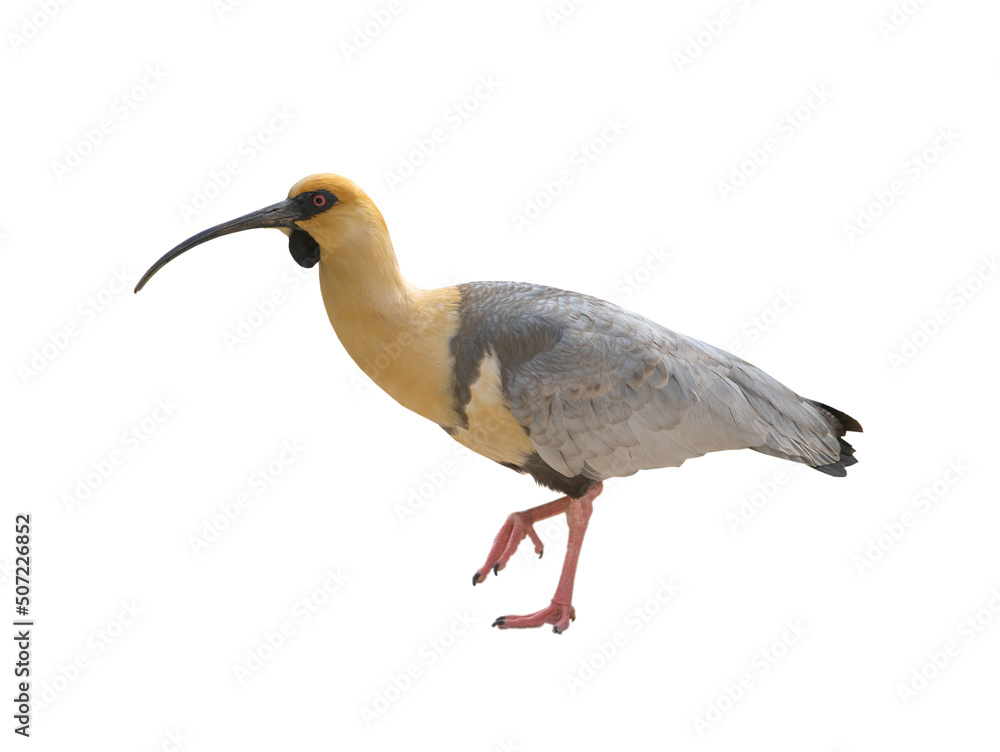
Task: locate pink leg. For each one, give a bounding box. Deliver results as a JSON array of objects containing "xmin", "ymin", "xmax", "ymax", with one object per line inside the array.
[
  {"xmin": 471, "ymin": 495, "xmax": 575, "ymax": 584},
  {"xmin": 475, "ymin": 481, "xmax": 602, "ymax": 634}
]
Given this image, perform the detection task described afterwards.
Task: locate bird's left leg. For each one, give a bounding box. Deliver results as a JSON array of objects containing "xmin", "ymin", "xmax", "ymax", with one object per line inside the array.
[
  {"xmin": 488, "ymin": 481, "xmax": 602, "ymax": 633},
  {"xmin": 471, "ymin": 494, "xmax": 574, "ymax": 585}
]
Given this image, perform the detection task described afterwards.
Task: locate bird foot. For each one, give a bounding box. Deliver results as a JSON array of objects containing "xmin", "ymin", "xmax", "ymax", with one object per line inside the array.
[
  {"xmin": 492, "ymin": 601, "xmax": 576, "ymax": 633},
  {"xmin": 471, "ymin": 510, "xmax": 544, "ymax": 586}
]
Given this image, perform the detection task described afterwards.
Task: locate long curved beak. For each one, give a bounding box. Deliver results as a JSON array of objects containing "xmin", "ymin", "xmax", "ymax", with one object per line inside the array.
[{"xmin": 134, "ymin": 198, "xmax": 303, "ymax": 293}]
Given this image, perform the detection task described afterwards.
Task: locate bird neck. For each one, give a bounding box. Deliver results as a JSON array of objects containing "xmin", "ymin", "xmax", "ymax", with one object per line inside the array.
[{"xmin": 318, "ymin": 227, "xmax": 459, "ymax": 428}]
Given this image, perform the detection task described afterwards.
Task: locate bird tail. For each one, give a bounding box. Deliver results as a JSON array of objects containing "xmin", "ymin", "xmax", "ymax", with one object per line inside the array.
[{"xmin": 804, "ymin": 399, "xmax": 863, "ymax": 477}]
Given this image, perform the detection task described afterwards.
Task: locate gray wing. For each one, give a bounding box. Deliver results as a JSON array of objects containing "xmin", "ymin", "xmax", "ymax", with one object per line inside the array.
[{"xmin": 456, "ymin": 282, "xmax": 846, "ymax": 483}]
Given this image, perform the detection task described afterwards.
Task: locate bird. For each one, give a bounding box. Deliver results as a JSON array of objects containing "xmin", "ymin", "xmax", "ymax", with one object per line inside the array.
[{"xmin": 136, "ymin": 173, "xmax": 862, "ymax": 634}]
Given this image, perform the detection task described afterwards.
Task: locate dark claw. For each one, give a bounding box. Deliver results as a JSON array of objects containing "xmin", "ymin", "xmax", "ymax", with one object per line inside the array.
[
  {"xmin": 493, "ymin": 562, "xmax": 499, "ymax": 576},
  {"xmin": 538, "ymin": 550, "xmax": 544, "ymax": 559},
  {"xmin": 553, "ymin": 626, "xmax": 562, "ymax": 634},
  {"xmin": 492, "ymin": 616, "xmax": 506, "ymax": 628},
  {"xmin": 472, "ymin": 572, "xmax": 481, "ymax": 586}
]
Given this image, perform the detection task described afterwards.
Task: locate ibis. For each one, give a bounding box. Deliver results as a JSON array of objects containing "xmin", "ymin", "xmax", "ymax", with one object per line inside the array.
[{"xmin": 136, "ymin": 174, "xmax": 862, "ymax": 634}]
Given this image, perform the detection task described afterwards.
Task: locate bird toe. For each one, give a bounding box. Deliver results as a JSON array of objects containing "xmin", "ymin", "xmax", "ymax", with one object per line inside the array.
[{"xmin": 488, "ymin": 601, "xmax": 574, "ymax": 633}]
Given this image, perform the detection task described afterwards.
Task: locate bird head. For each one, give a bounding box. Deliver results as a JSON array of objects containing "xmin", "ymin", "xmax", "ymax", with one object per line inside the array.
[{"xmin": 134, "ymin": 173, "xmax": 386, "ymax": 292}]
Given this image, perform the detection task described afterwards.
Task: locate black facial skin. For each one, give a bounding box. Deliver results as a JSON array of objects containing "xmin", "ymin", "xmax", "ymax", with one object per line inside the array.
[
  {"xmin": 293, "ymin": 189, "xmax": 338, "ymax": 220},
  {"xmin": 288, "ymin": 190, "xmax": 337, "ymax": 268}
]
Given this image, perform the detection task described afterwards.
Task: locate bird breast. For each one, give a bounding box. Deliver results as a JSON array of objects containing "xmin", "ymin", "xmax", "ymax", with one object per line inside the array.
[
  {"xmin": 445, "ymin": 350, "xmax": 536, "ymax": 466},
  {"xmin": 319, "ymin": 274, "xmax": 534, "ymax": 467}
]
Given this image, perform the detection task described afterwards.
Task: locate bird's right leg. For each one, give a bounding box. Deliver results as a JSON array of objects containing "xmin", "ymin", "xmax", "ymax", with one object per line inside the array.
[{"xmin": 471, "ymin": 495, "xmax": 575, "ymax": 585}]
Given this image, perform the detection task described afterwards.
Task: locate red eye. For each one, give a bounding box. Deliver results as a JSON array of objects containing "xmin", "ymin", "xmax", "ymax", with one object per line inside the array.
[{"xmin": 313, "ymin": 194, "xmax": 326, "ymax": 207}]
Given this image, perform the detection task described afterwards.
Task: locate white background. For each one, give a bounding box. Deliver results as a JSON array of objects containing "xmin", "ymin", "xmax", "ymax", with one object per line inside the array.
[{"xmin": 3, "ymin": 0, "xmax": 999, "ymax": 749}]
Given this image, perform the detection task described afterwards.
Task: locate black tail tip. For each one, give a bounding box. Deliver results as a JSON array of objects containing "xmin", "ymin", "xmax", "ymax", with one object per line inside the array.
[
  {"xmin": 813, "ymin": 461, "xmax": 847, "ymax": 477},
  {"xmin": 806, "ymin": 399, "xmax": 863, "ymax": 434},
  {"xmin": 809, "ymin": 400, "xmax": 861, "ymax": 476},
  {"xmin": 813, "ymin": 437, "xmax": 858, "ymax": 476}
]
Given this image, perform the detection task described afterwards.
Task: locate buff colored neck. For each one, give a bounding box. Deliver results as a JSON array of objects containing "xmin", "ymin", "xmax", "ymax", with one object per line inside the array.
[{"xmin": 317, "ymin": 223, "xmax": 460, "ymax": 428}]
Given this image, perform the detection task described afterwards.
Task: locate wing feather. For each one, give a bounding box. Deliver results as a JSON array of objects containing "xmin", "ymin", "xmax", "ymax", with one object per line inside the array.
[{"xmin": 455, "ymin": 282, "xmax": 846, "ymax": 483}]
